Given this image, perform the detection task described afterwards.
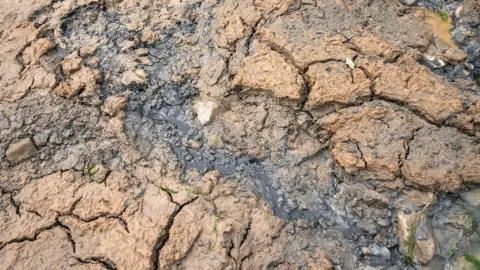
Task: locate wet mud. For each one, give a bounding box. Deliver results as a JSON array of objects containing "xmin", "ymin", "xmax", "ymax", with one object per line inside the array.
[{"xmin": 1, "ymin": 0, "xmax": 480, "ymax": 269}]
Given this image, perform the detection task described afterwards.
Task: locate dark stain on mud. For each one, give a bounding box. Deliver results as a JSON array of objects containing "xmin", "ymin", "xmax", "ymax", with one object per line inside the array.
[{"xmin": 50, "ymin": 2, "xmax": 480, "ymax": 269}]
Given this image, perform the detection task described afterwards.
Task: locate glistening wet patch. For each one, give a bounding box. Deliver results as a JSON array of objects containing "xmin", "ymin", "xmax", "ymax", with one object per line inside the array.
[{"xmin": 410, "ymin": 1, "xmax": 480, "ymax": 90}]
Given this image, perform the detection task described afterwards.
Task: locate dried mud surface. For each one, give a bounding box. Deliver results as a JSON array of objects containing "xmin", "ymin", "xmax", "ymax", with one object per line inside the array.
[{"xmin": 1, "ymin": 0, "xmax": 480, "ymax": 269}]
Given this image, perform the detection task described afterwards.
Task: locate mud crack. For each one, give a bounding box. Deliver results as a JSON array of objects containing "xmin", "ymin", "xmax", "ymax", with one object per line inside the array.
[
  {"xmin": 76, "ymin": 257, "xmax": 118, "ymax": 270},
  {"xmin": 239, "ymin": 221, "xmax": 251, "ymax": 249},
  {"xmin": 60, "ymin": 204, "xmax": 130, "ymax": 233},
  {"xmin": 9, "ymin": 194, "xmax": 21, "ymax": 217},
  {"xmin": 351, "ymin": 140, "xmax": 367, "ymax": 169},
  {"xmin": 151, "ymin": 196, "xmax": 198, "ymax": 270},
  {"xmin": 0, "ymin": 219, "xmax": 61, "ymax": 251},
  {"xmin": 400, "ymin": 126, "xmax": 423, "ymax": 172}
]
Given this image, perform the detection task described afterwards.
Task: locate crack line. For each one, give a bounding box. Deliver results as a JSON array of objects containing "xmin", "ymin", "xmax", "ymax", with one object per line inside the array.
[{"xmin": 151, "ymin": 197, "xmax": 198, "ymax": 270}]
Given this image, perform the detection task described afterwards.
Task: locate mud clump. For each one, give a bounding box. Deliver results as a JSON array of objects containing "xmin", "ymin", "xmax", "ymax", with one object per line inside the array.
[
  {"xmin": 233, "ymin": 43, "xmax": 305, "ymax": 101},
  {"xmin": 1, "ymin": 0, "xmax": 480, "ymax": 269},
  {"xmin": 305, "ymin": 61, "xmax": 372, "ymax": 108}
]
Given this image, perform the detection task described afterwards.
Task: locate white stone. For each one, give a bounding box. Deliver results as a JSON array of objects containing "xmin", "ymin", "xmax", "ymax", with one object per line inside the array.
[
  {"xmin": 193, "ymin": 101, "xmax": 221, "ymax": 125},
  {"xmin": 346, "ymin": 58, "xmax": 355, "ymax": 69}
]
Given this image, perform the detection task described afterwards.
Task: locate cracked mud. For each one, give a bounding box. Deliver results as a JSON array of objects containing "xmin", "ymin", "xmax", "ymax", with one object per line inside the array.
[{"xmin": 1, "ymin": 0, "xmax": 480, "ymax": 269}]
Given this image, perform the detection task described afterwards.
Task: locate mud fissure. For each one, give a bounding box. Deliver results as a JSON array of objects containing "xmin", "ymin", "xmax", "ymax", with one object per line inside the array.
[
  {"xmin": 2, "ymin": 0, "xmax": 480, "ymax": 269},
  {"xmin": 0, "ymin": 221, "xmax": 59, "ymax": 251},
  {"xmin": 151, "ymin": 197, "xmax": 198, "ymax": 270},
  {"xmin": 76, "ymin": 257, "xmax": 118, "ymax": 270}
]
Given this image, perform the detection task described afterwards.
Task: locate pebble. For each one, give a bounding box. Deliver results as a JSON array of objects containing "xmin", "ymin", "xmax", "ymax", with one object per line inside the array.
[
  {"xmin": 193, "ymin": 100, "xmax": 222, "ymax": 125},
  {"xmin": 421, "ymin": 54, "xmax": 446, "ymax": 69},
  {"xmin": 376, "ymin": 218, "xmax": 390, "ymax": 227},
  {"xmin": 346, "ymin": 58, "xmax": 355, "ymax": 69},
  {"xmin": 370, "ymin": 244, "xmax": 391, "ymax": 259},
  {"xmin": 136, "ymin": 48, "xmax": 149, "ymax": 56},
  {"xmin": 185, "ymin": 140, "xmax": 203, "ymax": 149},
  {"xmin": 33, "ymin": 131, "xmax": 50, "ymax": 147},
  {"xmin": 444, "ymin": 48, "xmax": 468, "ymax": 63},
  {"xmin": 400, "ymin": 0, "xmax": 417, "ymax": 5},
  {"xmin": 6, "ymin": 138, "xmax": 38, "ymax": 164},
  {"xmin": 361, "ymin": 247, "xmax": 372, "ymax": 256},
  {"xmin": 88, "ymin": 164, "xmax": 110, "ymax": 183},
  {"xmin": 49, "ymin": 133, "xmax": 63, "ymax": 145}
]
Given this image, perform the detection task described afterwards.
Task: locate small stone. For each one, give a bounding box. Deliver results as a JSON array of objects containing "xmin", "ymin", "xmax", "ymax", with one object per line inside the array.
[
  {"xmin": 284, "ymin": 222, "xmax": 295, "ymax": 234},
  {"xmin": 136, "ymin": 48, "xmax": 149, "ymax": 56},
  {"xmin": 48, "ymin": 133, "xmax": 62, "ymax": 145},
  {"xmin": 102, "ymin": 92, "xmax": 129, "ymax": 117},
  {"xmin": 193, "ymin": 101, "xmax": 222, "ymax": 125},
  {"xmin": 61, "ymin": 171, "xmax": 76, "ymax": 182},
  {"xmin": 377, "ymin": 218, "xmax": 391, "ymax": 227},
  {"xmin": 200, "ymin": 52, "xmax": 225, "ymax": 87},
  {"xmin": 397, "ymin": 211, "xmax": 437, "ymax": 265},
  {"xmin": 87, "ymin": 164, "xmax": 110, "ymax": 183},
  {"xmin": 185, "ymin": 140, "xmax": 203, "ymax": 149},
  {"xmin": 421, "ymin": 54, "xmax": 446, "ymax": 69},
  {"xmin": 171, "ymin": 75, "xmax": 182, "ymax": 83},
  {"xmin": 361, "ymin": 247, "xmax": 372, "ymax": 256},
  {"xmin": 121, "ymin": 70, "xmax": 146, "ymax": 85},
  {"xmin": 134, "ymin": 69, "xmax": 147, "ymax": 79},
  {"xmin": 6, "ymin": 138, "xmax": 37, "ymax": 164},
  {"xmin": 443, "ymin": 48, "xmax": 468, "ymax": 64},
  {"xmin": 346, "ymin": 58, "xmax": 355, "ymax": 69},
  {"xmin": 33, "ymin": 131, "xmax": 50, "ymax": 147},
  {"xmin": 400, "ymin": 0, "xmax": 417, "ymax": 5},
  {"xmin": 55, "ymin": 66, "xmax": 101, "ymax": 98},
  {"xmin": 459, "ymin": 26, "xmax": 476, "ymax": 37},
  {"xmin": 370, "ymin": 244, "xmax": 391, "ymax": 259},
  {"xmin": 207, "ymin": 134, "xmax": 224, "ymax": 149},
  {"xmin": 63, "ymin": 129, "xmax": 72, "ymax": 139}
]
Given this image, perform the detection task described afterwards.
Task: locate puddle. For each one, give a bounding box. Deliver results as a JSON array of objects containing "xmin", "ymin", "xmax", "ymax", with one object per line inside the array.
[{"xmin": 425, "ymin": 10, "xmax": 457, "ymax": 48}]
